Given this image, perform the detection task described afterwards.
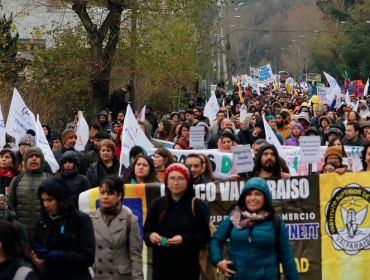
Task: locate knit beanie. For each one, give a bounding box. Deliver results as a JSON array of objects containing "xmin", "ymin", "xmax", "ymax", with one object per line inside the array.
[
  {"xmin": 62, "ymin": 129, "xmax": 77, "ymax": 145},
  {"xmin": 325, "ymin": 147, "xmax": 343, "ymax": 162},
  {"xmin": 19, "ymin": 130, "xmax": 36, "ymax": 147},
  {"xmin": 165, "ymin": 163, "xmax": 191, "ymax": 183}
]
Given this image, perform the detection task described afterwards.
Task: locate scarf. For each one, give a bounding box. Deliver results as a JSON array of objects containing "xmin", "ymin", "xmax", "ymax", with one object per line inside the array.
[
  {"xmin": 47, "ymin": 211, "xmax": 67, "ymax": 221},
  {"xmin": 0, "ymin": 170, "xmax": 14, "ymax": 178},
  {"xmin": 230, "ymin": 206, "xmax": 270, "ymax": 229},
  {"xmin": 217, "ymin": 137, "xmax": 238, "ymax": 153},
  {"xmin": 62, "ymin": 169, "xmax": 75, "ymax": 177},
  {"xmin": 100, "ymin": 203, "xmax": 122, "ymax": 226}
]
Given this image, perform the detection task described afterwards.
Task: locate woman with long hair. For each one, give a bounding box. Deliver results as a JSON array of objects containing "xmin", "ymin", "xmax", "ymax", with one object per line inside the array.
[
  {"xmin": 155, "ymin": 120, "xmax": 172, "ymax": 141},
  {"xmin": 348, "ymin": 111, "xmax": 360, "ymax": 124},
  {"xmin": 0, "ymin": 220, "xmax": 40, "ymax": 279},
  {"xmin": 153, "ymin": 148, "xmax": 175, "ymax": 182},
  {"xmin": 32, "ymin": 177, "xmax": 95, "ymax": 280},
  {"xmin": 0, "ymin": 150, "xmax": 20, "ymax": 195},
  {"xmin": 218, "ymin": 131, "xmax": 238, "ymax": 153},
  {"xmin": 177, "ymin": 123, "xmax": 191, "ymax": 145},
  {"xmin": 210, "ymin": 178, "xmax": 298, "ymax": 280},
  {"xmin": 361, "ymin": 142, "xmax": 370, "ymax": 172},
  {"xmin": 143, "ymin": 163, "xmax": 210, "ymax": 280},
  {"xmin": 198, "ymin": 154, "xmax": 217, "ymax": 181},
  {"xmin": 123, "ymin": 155, "xmax": 160, "ymax": 184},
  {"xmin": 169, "ymin": 123, "xmax": 182, "ymax": 143},
  {"xmin": 90, "ymin": 176, "xmax": 143, "ymax": 280}
]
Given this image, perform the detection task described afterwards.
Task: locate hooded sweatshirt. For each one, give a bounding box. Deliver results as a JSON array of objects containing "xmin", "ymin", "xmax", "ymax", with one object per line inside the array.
[
  {"xmin": 210, "ymin": 178, "xmax": 299, "ymax": 280},
  {"xmin": 284, "ymin": 123, "xmax": 304, "ymax": 146},
  {"xmin": 144, "ymin": 103, "xmax": 159, "ymax": 137},
  {"xmin": 359, "ymin": 100, "xmax": 370, "ymax": 118},
  {"xmin": 98, "ymin": 111, "xmax": 111, "ymax": 133},
  {"xmin": 139, "ymin": 121, "xmax": 164, "ymax": 148}
]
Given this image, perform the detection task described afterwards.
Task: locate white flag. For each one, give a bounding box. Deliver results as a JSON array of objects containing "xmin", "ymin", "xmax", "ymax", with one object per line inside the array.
[
  {"xmin": 364, "ymin": 78, "xmax": 369, "ymax": 97},
  {"xmin": 323, "ymin": 71, "xmax": 341, "ymax": 101},
  {"xmin": 353, "ymin": 100, "xmax": 359, "ymax": 112},
  {"xmin": 36, "ymin": 115, "xmax": 59, "ymax": 173},
  {"xmin": 0, "ymin": 104, "xmax": 6, "ymax": 148},
  {"xmin": 345, "ymin": 90, "xmax": 350, "ymax": 105},
  {"xmin": 204, "ymin": 92, "xmax": 219, "ymax": 122},
  {"xmin": 75, "ymin": 112, "xmax": 89, "ymax": 151},
  {"xmin": 120, "ymin": 105, "xmax": 154, "ymax": 167},
  {"xmin": 137, "ymin": 105, "xmax": 146, "ymax": 122},
  {"xmin": 263, "ymin": 117, "xmax": 298, "ymax": 176},
  {"xmin": 6, "ymin": 88, "xmax": 36, "ymax": 144}
]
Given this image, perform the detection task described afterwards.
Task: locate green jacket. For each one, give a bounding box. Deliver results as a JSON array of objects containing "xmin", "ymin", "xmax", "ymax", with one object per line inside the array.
[
  {"xmin": 139, "ymin": 120, "xmax": 165, "ymax": 148},
  {"xmin": 5, "ymin": 147, "xmax": 48, "ymax": 243}
]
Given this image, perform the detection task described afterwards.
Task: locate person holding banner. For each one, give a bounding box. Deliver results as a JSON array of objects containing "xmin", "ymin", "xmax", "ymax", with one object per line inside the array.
[
  {"xmin": 143, "ymin": 163, "xmax": 210, "ymax": 280},
  {"xmin": 209, "ymin": 178, "xmax": 298, "ymax": 280},
  {"xmin": 90, "ymin": 176, "xmax": 143, "ymax": 280}
]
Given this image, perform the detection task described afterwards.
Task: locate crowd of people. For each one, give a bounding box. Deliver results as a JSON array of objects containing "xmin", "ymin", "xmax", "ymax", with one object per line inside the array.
[{"xmin": 1, "ymin": 82, "xmax": 370, "ymax": 279}]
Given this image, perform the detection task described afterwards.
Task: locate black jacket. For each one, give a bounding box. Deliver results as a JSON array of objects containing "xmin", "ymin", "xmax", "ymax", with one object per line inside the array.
[
  {"xmin": 59, "ymin": 174, "xmax": 91, "ymax": 207},
  {"xmin": 208, "ymin": 131, "xmax": 241, "ymax": 149},
  {"xmin": 53, "ymin": 147, "xmax": 89, "ymax": 175},
  {"xmin": 0, "ymin": 258, "xmax": 39, "ymax": 280},
  {"xmin": 33, "ymin": 209, "xmax": 95, "ymax": 280},
  {"xmin": 144, "ymin": 194, "xmax": 210, "ymax": 280},
  {"xmin": 86, "ymin": 157, "xmax": 121, "ymax": 188},
  {"xmin": 106, "ymin": 88, "xmax": 128, "ymax": 120},
  {"xmin": 144, "ymin": 103, "xmax": 158, "ymax": 137}
]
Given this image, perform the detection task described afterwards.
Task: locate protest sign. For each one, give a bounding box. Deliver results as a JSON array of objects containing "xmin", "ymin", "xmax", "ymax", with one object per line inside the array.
[
  {"xmin": 255, "ymin": 63, "xmax": 274, "ymax": 84},
  {"xmin": 250, "ymin": 67, "xmax": 259, "ymax": 80},
  {"xmin": 6, "ymin": 88, "xmax": 37, "ymax": 144},
  {"xmin": 36, "ymin": 115, "xmax": 59, "ymax": 173},
  {"xmin": 120, "ymin": 105, "xmax": 154, "ymax": 168},
  {"xmin": 300, "ymin": 136, "xmax": 321, "ymax": 163},
  {"xmin": 231, "ymin": 145, "xmax": 254, "ymax": 173},
  {"xmin": 240, "ymin": 109, "xmax": 247, "ymax": 123},
  {"xmin": 75, "ymin": 112, "xmax": 89, "ymax": 151},
  {"xmin": 189, "ymin": 126, "xmax": 204, "ymax": 148},
  {"xmin": 204, "ymin": 92, "xmax": 219, "ymax": 122}
]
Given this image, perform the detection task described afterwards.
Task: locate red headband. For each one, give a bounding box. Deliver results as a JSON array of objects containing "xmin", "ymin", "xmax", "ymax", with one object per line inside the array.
[{"xmin": 165, "ymin": 163, "xmax": 191, "ymax": 183}]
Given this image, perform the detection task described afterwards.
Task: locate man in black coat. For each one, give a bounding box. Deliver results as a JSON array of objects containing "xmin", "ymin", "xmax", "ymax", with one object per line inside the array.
[
  {"xmin": 144, "ymin": 103, "xmax": 159, "ymax": 137},
  {"xmin": 106, "ymin": 85, "xmax": 131, "ymax": 120}
]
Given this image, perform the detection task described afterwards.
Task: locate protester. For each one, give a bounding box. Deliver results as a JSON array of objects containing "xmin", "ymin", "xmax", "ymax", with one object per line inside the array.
[
  {"xmin": 275, "ymin": 111, "xmax": 291, "ymax": 141},
  {"xmin": 178, "ymin": 110, "xmax": 186, "ymax": 122},
  {"xmin": 266, "ymin": 115, "xmax": 284, "ymax": 144},
  {"xmin": 321, "ymin": 162, "xmax": 339, "ymax": 174},
  {"xmin": 115, "ymin": 126, "xmax": 124, "ymax": 160},
  {"xmin": 154, "ymin": 120, "xmax": 172, "ymax": 141},
  {"xmin": 90, "ymin": 176, "xmax": 143, "ymax": 280},
  {"xmin": 0, "ymin": 150, "xmax": 20, "ymax": 195},
  {"xmin": 168, "ymin": 123, "xmax": 182, "ymax": 142},
  {"xmin": 84, "ymin": 131, "xmax": 96, "ymax": 155},
  {"xmin": 144, "ymin": 104, "xmax": 159, "ymax": 137},
  {"xmin": 253, "ymin": 144, "xmax": 281, "ymax": 178},
  {"xmin": 153, "ymin": 148, "xmax": 175, "ymax": 182},
  {"xmin": 42, "ymin": 124, "xmax": 53, "ymax": 149},
  {"xmin": 342, "ymin": 122, "xmax": 364, "ymax": 146},
  {"xmin": 361, "ymin": 142, "xmax": 370, "ymax": 172},
  {"xmin": 209, "ymin": 177, "xmax": 298, "ymax": 280},
  {"xmin": 209, "ymin": 111, "xmax": 226, "ymax": 137},
  {"xmin": 109, "ymin": 120, "xmax": 122, "ymax": 143},
  {"xmin": 0, "ymin": 220, "xmax": 40, "ymax": 280},
  {"xmin": 86, "ymin": 140, "xmax": 122, "ymax": 188},
  {"xmin": 5, "ymin": 147, "xmax": 49, "ymax": 243},
  {"xmin": 138, "ymin": 121, "xmax": 164, "ymax": 148},
  {"xmin": 217, "ymin": 130, "xmax": 238, "ymax": 153},
  {"xmin": 208, "ymin": 119, "xmax": 240, "ymax": 149},
  {"xmin": 176, "ymin": 122, "xmax": 191, "ymax": 145},
  {"xmin": 122, "ymin": 146, "xmax": 147, "ymax": 178},
  {"xmin": 186, "ymin": 97, "xmax": 196, "ymax": 110},
  {"xmin": 198, "ymin": 153, "xmax": 218, "ymax": 181},
  {"xmin": 318, "ymin": 116, "xmax": 332, "ymax": 136},
  {"xmin": 15, "ymin": 130, "xmax": 36, "ymax": 172},
  {"xmin": 324, "ymin": 147, "xmax": 348, "ymax": 175},
  {"xmin": 107, "ymin": 85, "xmax": 130, "ymax": 121},
  {"xmin": 52, "ymin": 134, "xmax": 63, "ymax": 150},
  {"xmin": 284, "ymin": 123, "xmax": 304, "ymax": 146},
  {"xmin": 321, "ymin": 128, "xmax": 344, "ymax": 146},
  {"xmin": 348, "ymin": 111, "xmax": 361, "ymax": 124},
  {"xmin": 173, "ymin": 141, "xmax": 191, "ymax": 150},
  {"xmin": 305, "ymin": 127, "xmax": 320, "ymax": 137},
  {"xmin": 143, "ymin": 163, "xmax": 210, "ymax": 280},
  {"xmin": 123, "ymin": 155, "xmax": 160, "ymax": 184},
  {"xmin": 185, "ymin": 154, "xmax": 211, "ymax": 184},
  {"xmin": 185, "ymin": 110, "xmax": 199, "ymax": 126},
  {"xmin": 53, "ymin": 129, "xmax": 89, "ymax": 175},
  {"xmin": 55, "ymin": 151, "xmax": 91, "ymax": 208},
  {"xmin": 98, "ymin": 111, "xmax": 112, "ymax": 133},
  {"xmin": 297, "ymin": 112, "xmax": 310, "ymax": 133},
  {"xmin": 33, "ymin": 177, "xmax": 95, "ymax": 280},
  {"xmin": 85, "ymin": 132, "xmax": 110, "ymax": 165}
]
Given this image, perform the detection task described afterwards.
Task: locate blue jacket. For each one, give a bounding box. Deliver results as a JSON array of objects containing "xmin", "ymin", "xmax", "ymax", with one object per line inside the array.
[
  {"xmin": 209, "ymin": 178, "xmax": 299, "ymax": 280},
  {"xmin": 273, "ymin": 129, "xmax": 284, "ymax": 145}
]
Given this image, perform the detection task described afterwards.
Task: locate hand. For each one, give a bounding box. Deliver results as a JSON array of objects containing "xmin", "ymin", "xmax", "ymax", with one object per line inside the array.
[
  {"xmin": 31, "ymin": 251, "xmax": 45, "ymax": 273},
  {"xmin": 334, "ymin": 94, "xmax": 337, "ymax": 99},
  {"xmin": 229, "ymin": 175, "xmax": 240, "ymax": 181},
  {"xmin": 150, "ymin": 233, "xmax": 162, "ymax": 244},
  {"xmin": 43, "ymin": 251, "xmax": 63, "ymax": 269},
  {"xmin": 167, "ymin": 235, "xmax": 182, "ymax": 245},
  {"xmin": 252, "ymin": 130, "xmax": 259, "ymax": 137},
  {"xmin": 240, "ymin": 119, "xmax": 248, "ymax": 131},
  {"xmin": 281, "ymin": 172, "xmax": 290, "ymax": 180},
  {"xmin": 217, "ymin": 261, "xmax": 236, "ymax": 277},
  {"xmin": 348, "ymin": 159, "xmax": 353, "ymax": 167}
]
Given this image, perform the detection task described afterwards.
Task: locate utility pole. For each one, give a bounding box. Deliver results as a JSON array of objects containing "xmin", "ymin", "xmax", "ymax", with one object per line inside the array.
[
  {"xmin": 225, "ymin": 0, "xmax": 232, "ymax": 93},
  {"xmin": 219, "ymin": 5, "xmax": 227, "ymax": 83}
]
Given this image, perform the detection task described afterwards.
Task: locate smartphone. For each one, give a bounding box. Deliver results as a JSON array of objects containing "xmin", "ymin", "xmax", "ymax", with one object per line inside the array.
[{"xmin": 227, "ymin": 263, "xmax": 237, "ymax": 272}]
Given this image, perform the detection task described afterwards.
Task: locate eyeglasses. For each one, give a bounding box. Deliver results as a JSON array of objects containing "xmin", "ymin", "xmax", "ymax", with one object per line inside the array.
[
  {"xmin": 323, "ymin": 168, "xmax": 336, "ymax": 173},
  {"xmin": 168, "ymin": 177, "xmax": 186, "ymax": 183}
]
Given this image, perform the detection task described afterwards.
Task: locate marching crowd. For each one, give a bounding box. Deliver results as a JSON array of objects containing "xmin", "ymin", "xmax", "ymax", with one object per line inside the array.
[{"xmin": 1, "ymin": 82, "xmax": 370, "ymax": 280}]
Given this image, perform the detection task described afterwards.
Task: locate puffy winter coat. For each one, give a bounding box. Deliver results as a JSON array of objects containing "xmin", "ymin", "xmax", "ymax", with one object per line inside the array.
[
  {"xmin": 53, "ymin": 146, "xmax": 89, "ymax": 175},
  {"xmin": 209, "ymin": 178, "xmax": 299, "ymax": 280},
  {"xmin": 5, "ymin": 147, "xmax": 49, "ymax": 243}
]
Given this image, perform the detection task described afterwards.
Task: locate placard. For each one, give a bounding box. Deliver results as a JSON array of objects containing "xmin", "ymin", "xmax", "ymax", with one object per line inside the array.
[
  {"xmin": 300, "ymin": 136, "xmax": 321, "ymax": 163},
  {"xmin": 189, "ymin": 126, "xmax": 204, "ymax": 148},
  {"xmin": 240, "ymin": 109, "xmax": 247, "ymax": 123},
  {"xmin": 231, "ymin": 144, "xmax": 254, "ymax": 173}
]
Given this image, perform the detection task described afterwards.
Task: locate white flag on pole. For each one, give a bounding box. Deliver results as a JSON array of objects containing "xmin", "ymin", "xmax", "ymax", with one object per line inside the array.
[
  {"xmin": 75, "ymin": 112, "xmax": 89, "ymax": 151},
  {"xmin": 364, "ymin": 78, "xmax": 369, "ymax": 97},
  {"xmin": 36, "ymin": 115, "xmax": 59, "ymax": 173},
  {"xmin": 353, "ymin": 100, "xmax": 359, "ymax": 112},
  {"xmin": 6, "ymin": 88, "xmax": 36, "ymax": 144},
  {"xmin": 345, "ymin": 90, "xmax": 350, "ymax": 105},
  {"xmin": 323, "ymin": 71, "xmax": 341, "ymax": 101},
  {"xmin": 0, "ymin": 104, "xmax": 6, "ymax": 148},
  {"xmin": 262, "ymin": 117, "xmax": 298, "ymax": 176},
  {"xmin": 204, "ymin": 92, "xmax": 219, "ymax": 122},
  {"xmin": 120, "ymin": 105, "xmax": 154, "ymax": 168}
]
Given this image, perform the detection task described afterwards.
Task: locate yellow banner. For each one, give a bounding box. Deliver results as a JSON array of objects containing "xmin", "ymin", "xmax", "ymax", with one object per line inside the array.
[{"xmin": 320, "ymin": 173, "xmax": 370, "ymax": 280}]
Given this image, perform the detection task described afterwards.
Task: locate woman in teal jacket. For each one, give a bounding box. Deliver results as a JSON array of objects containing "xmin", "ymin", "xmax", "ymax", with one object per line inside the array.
[{"xmin": 209, "ymin": 178, "xmax": 299, "ymax": 280}]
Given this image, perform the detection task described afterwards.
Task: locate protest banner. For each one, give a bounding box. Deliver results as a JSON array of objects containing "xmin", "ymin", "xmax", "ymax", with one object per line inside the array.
[
  {"xmin": 189, "ymin": 126, "xmax": 204, "ymax": 148},
  {"xmin": 250, "ymin": 67, "xmax": 259, "ymax": 80},
  {"xmin": 300, "ymin": 136, "xmax": 321, "ymax": 163},
  {"xmin": 6, "ymin": 88, "xmax": 37, "ymax": 144},
  {"xmin": 120, "ymin": 105, "xmax": 154, "ymax": 168},
  {"xmin": 231, "ymin": 145, "xmax": 254, "ymax": 173},
  {"xmin": 75, "ymin": 112, "xmax": 89, "ymax": 151},
  {"xmin": 36, "ymin": 115, "xmax": 59, "ymax": 173},
  {"xmin": 249, "ymin": 63, "xmax": 274, "ymax": 84},
  {"xmin": 204, "ymin": 92, "xmax": 219, "ymax": 121}
]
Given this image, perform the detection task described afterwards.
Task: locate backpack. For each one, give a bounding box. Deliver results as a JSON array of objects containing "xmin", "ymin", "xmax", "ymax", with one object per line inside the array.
[
  {"xmin": 14, "ymin": 265, "xmax": 33, "ymax": 280},
  {"xmin": 191, "ymin": 197, "xmax": 217, "ymax": 280}
]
